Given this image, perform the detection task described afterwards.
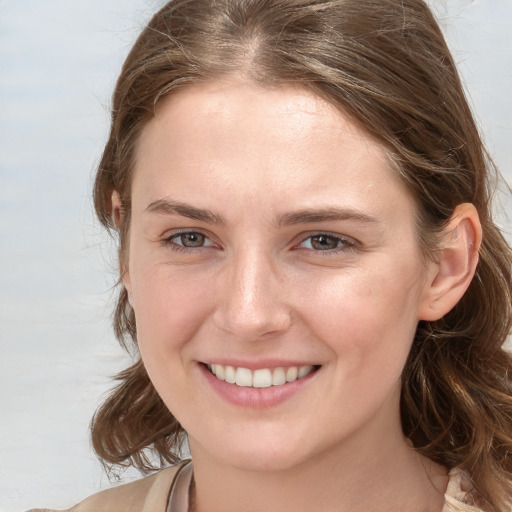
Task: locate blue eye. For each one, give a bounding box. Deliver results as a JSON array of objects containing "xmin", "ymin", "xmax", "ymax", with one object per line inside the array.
[{"xmin": 300, "ymin": 234, "xmax": 353, "ymax": 251}]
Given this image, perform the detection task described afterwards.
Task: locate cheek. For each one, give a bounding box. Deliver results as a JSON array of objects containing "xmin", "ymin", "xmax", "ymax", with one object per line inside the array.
[
  {"xmin": 131, "ymin": 264, "xmax": 217, "ymax": 361},
  {"xmin": 297, "ymin": 270, "xmax": 422, "ymax": 430},
  {"xmin": 298, "ymin": 267, "xmax": 422, "ymax": 371},
  {"xmin": 131, "ymin": 266, "xmax": 218, "ymax": 415}
]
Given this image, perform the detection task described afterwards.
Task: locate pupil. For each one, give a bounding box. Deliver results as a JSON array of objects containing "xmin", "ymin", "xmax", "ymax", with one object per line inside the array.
[
  {"xmin": 312, "ymin": 235, "xmax": 337, "ymax": 250},
  {"xmin": 182, "ymin": 233, "xmax": 204, "ymax": 247}
]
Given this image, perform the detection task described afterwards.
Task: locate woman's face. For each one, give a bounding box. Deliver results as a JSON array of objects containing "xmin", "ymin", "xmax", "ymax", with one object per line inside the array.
[{"xmin": 124, "ymin": 80, "xmax": 438, "ymax": 471}]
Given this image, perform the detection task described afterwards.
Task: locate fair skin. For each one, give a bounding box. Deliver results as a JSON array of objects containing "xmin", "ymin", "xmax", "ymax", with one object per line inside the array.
[{"xmin": 114, "ymin": 80, "xmax": 481, "ymax": 512}]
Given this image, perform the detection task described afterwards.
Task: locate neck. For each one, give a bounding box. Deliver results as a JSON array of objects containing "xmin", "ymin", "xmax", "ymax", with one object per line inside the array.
[{"xmin": 188, "ymin": 420, "xmax": 448, "ymax": 512}]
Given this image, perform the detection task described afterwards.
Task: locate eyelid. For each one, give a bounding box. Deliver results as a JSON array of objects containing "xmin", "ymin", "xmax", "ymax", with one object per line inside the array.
[
  {"xmin": 161, "ymin": 228, "xmax": 219, "ymax": 250},
  {"xmin": 159, "ymin": 228, "xmax": 359, "ymax": 254},
  {"xmin": 294, "ymin": 231, "xmax": 358, "ymax": 252}
]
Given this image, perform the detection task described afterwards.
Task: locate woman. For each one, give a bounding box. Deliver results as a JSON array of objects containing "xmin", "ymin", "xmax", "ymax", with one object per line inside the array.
[{"xmin": 32, "ymin": 0, "xmax": 512, "ymax": 511}]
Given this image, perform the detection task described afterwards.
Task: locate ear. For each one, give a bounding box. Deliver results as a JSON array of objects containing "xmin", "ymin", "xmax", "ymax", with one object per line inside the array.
[
  {"xmin": 418, "ymin": 203, "xmax": 482, "ymax": 321},
  {"xmin": 111, "ymin": 190, "xmax": 134, "ymax": 306},
  {"xmin": 111, "ymin": 190, "xmax": 124, "ymax": 229}
]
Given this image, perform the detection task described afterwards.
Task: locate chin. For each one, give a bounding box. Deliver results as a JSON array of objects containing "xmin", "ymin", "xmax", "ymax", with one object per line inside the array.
[{"xmin": 190, "ymin": 429, "xmax": 317, "ymax": 473}]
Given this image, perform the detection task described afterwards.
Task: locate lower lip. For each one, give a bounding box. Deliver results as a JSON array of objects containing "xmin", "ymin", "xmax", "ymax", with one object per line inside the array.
[{"xmin": 199, "ymin": 364, "xmax": 319, "ymax": 409}]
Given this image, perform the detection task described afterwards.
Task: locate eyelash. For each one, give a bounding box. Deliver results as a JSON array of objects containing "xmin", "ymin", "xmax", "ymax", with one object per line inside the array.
[
  {"xmin": 161, "ymin": 230, "xmax": 217, "ymax": 254},
  {"xmin": 295, "ymin": 232, "xmax": 357, "ymax": 254},
  {"xmin": 161, "ymin": 230, "xmax": 357, "ymax": 255}
]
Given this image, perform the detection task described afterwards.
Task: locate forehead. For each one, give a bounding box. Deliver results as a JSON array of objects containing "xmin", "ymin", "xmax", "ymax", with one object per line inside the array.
[
  {"xmin": 131, "ymin": 79, "xmax": 414, "ymax": 222},
  {"xmin": 142, "ymin": 80, "xmax": 378, "ymax": 154}
]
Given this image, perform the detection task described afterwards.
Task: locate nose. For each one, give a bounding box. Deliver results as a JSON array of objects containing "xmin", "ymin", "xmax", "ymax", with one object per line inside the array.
[{"xmin": 212, "ymin": 247, "xmax": 292, "ymax": 340}]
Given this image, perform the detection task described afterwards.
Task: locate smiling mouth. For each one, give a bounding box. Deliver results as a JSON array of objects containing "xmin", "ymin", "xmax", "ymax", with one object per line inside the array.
[{"xmin": 206, "ymin": 363, "xmax": 318, "ymax": 388}]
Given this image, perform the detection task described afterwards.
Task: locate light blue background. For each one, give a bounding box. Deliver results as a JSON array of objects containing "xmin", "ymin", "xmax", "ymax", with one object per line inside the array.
[{"xmin": 0, "ymin": 1, "xmax": 511, "ymax": 510}]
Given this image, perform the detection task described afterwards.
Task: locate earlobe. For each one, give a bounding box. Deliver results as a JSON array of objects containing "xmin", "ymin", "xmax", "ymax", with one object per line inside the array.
[{"xmin": 419, "ymin": 203, "xmax": 482, "ymax": 322}]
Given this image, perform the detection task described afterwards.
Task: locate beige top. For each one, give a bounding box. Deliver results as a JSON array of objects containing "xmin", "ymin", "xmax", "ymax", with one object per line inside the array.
[
  {"xmin": 28, "ymin": 462, "xmax": 482, "ymax": 512},
  {"xmin": 443, "ymin": 468, "xmax": 482, "ymax": 512}
]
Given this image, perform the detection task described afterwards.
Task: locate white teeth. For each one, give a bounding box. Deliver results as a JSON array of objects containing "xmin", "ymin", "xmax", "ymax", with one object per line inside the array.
[
  {"xmin": 208, "ymin": 364, "xmax": 316, "ymax": 388},
  {"xmin": 272, "ymin": 367, "xmax": 286, "ymax": 386},
  {"xmin": 285, "ymin": 366, "xmax": 298, "ymax": 382},
  {"xmin": 216, "ymin": 364, "xmax": 225, "ymax": 381},
  {"xmin": 253, "ymin": 369, "xmax": 272, "ymax": 388},
  {"xmin": 235, "ymin": 367, "xmax": 253, "ymax": 387},
  {"xmin": 298, "ymin": 365, "xmax": 313, "ymax": 378},
  {"xmin": 225, "ymin": 365, "xmax": 236, "ymax": 384}
]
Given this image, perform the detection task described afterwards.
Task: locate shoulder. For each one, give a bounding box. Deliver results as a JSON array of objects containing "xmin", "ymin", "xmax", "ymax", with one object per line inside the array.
[{"xmin": 27, "ymin": 460, "xmax": 189, "ymax": 512}]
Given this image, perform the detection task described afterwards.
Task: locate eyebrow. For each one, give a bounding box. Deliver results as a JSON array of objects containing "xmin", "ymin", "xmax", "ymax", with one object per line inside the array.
[
  {"xmin": 145, "ymin": 199, "xmax": 226, "ymax": 224},
  {"xmin": 277, "ymin": 207, "xmax": 379, "ymax": 226},
  {"xmin": 145, "ymin": 199, "xmax": 379, "ymax": 227}
]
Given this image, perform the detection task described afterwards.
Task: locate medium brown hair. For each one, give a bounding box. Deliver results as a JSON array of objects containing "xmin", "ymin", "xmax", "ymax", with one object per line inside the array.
[{"xmin": 91, "ymin": 1, "xmax": 512, "ymax": 509}]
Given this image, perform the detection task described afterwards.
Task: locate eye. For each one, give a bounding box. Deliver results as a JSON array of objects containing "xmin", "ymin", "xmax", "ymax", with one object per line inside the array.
[
  {"xmin": 165, "ymin": 231, "xmax": 215, "ymax": 249},
  {"xmin": 299, "ymin": 233, "xmax": 354, "ymax": 251}
]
